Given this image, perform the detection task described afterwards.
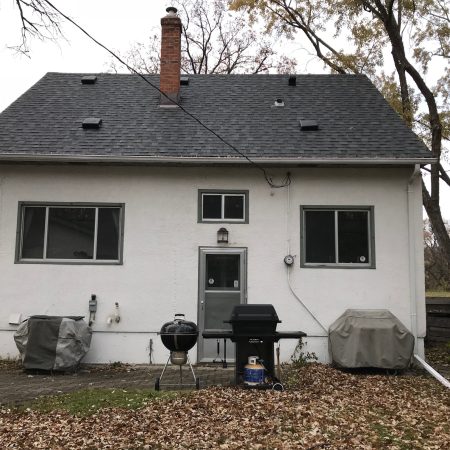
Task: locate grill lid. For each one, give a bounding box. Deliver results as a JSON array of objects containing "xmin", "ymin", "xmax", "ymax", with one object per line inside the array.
[
  {"xmin": 226, "ymin": 304, "xmax": 281, "ymax": 323},
  {"xmin": 160, "ymin": 314, "xmax": 198, "ymax": 352}
]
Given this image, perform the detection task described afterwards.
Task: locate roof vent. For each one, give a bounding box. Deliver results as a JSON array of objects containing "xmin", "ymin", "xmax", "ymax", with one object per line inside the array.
[
  {"xmin": 288, "ymin": 75, "xmax": 296, "ymax": 86},
  {"xmin": 81, "ymin": 75, "xmax": 97, "ymax": 85},
  {"xmin": 274, "ymin": 98, "xmax": 284, "ymax": 107},
  {"xmin": 299, "ymin": 119, "xmax": 319, "ymax": 131},
  {"xmin": 180, "ymin": 76, "xmax": 189, "ymax": 86},
  {"xmin": 82, "ymin": 118, "xmax": 102, "ymax": 129}
]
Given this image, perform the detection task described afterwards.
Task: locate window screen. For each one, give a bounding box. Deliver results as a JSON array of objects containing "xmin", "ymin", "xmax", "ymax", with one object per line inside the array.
[
  {"xmin": 97, "ymin": 208, "xmax": 121, "ymax": 260},
  {"xmin": 338, "ymin": 211, "xmax": 369, "ymax": 263},
  {"xmin": 47, "ymin": 208, "xmax": 95, "ymax": 259},
  {"xmin": 203, "ymin": 195, "xmax": 222, "ymax": 219},
  {"xmin": 304, "ymin": 210, "xmax": 335, "ymax": 263},
  {"xmin": 224, "ymin": 196, "xmax": 244, "ymax": 219},
  {"xmin": 21, "ymin": 207, "xmax": 46, "ymax": 259}
]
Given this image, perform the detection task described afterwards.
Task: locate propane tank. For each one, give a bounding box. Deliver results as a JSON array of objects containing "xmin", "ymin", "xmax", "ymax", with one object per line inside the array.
[{"xmin": 243, "ymin": 356, "xmax": 265, "ymax": 386}]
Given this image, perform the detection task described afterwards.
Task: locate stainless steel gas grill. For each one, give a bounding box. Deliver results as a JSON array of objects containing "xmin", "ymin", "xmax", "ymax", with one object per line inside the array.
[
  {"xmin": 202, "ymin": 304, "xmax": 306, "ymax": 389},
  {"xmin": 155, "ymin": 314, "xmax": 200, "ymax": 390}
]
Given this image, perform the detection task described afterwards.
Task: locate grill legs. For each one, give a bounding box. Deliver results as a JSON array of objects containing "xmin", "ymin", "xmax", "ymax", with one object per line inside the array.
[{"xmin": 155, "ymin": 353, "xmax": 200, "ymax": 391}]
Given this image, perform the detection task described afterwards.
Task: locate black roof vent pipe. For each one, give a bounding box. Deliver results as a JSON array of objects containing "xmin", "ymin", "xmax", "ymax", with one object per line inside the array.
[
  {"xmin": 82, "ymin": 118, "xmax": 102, "ymax": 129},
  {"xmin": 299, "ymin": 119, "xmax": 319, "ymax": 131},
  {"xmin": 81, "ymin": 75, "xmax": 97, "ymax": 85},
  {"xmin": 288, "ymin": 75, "xmax": 297, "ymax": 86}
]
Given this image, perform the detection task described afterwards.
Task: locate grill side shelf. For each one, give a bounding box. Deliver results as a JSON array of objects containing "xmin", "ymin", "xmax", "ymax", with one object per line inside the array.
[
  {"xmin": 274, "ymin": 331, "xmax": 307, "ymax": 339},
  {"xmin": 202, "ymin": 331, "xmax": 233, "ymax": 339}
]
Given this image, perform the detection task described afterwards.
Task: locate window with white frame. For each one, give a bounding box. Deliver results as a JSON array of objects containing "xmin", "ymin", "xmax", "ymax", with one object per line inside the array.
[
  {"xmin": 301, "ymin": 206, "xmax": 375, "ymax": 267},
  {"xmin": 199, "ymin": 190, "xmax": 248, "ymax": 223},
  {"xmin": 17, "ymin": 203, "xmax": 124, "ymax": 263}
]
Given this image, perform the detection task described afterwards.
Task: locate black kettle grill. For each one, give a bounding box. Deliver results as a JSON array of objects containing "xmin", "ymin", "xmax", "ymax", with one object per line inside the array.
[{"xmin": 155, "ymin": 314, "xmax": 200, "ymax": 390}]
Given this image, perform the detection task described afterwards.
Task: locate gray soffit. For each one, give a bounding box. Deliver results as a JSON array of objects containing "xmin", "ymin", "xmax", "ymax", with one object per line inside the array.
[{"xmin": 0, "ymin": 73, "xmax": 434, "ymax": 164}]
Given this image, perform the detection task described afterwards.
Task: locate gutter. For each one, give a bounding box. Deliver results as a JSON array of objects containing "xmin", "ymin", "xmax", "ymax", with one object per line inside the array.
[{"xmin": 0, "ymin": 154, "xmax": 438, "ymax": 165}]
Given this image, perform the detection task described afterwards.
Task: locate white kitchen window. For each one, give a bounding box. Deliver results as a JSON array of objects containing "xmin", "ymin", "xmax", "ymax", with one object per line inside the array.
[
  {"xmin": 300, "ymin": 206, "xmax": 375, "ymax": 268},
  {"xmin": 199, "ymin": 190, "xmax": 248, "ymax": 223},
  {"xmin": 16, "ymin": 203, "xmax": 124, "ymax": 264}
]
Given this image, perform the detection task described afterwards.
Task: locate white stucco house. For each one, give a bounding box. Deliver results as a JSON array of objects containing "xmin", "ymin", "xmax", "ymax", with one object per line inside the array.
[{"xmin": 0, "ymin": 8, "xmax": 435, "ymax": 365}]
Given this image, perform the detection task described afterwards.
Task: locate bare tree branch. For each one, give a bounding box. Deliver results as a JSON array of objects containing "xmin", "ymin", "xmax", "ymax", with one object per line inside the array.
[
  {"xmin": 113, "ymin": 0, "xmax": 296, "ymax": 75},
  {"xmin": 11, "ymin": 0, "xmax": 63, "ymax": 54}
]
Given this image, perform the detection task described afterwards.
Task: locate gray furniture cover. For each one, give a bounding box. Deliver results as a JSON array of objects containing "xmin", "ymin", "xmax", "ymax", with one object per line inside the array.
[
  {"xmin": 329, "ymin": 309, "xmax": 414, "ymax": 369},
  {"xmin": 14, "ymin": 315, "xmax": 92, "ymax": 370}
]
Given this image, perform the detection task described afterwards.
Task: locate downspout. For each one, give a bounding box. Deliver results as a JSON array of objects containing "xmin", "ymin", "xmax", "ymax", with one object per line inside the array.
[
  {"xmin": 408, "ymin": 165, "xmax": 450, "ymax": 389},
  {"xmin": 414, "ymin": 354, "xmax": 450, "ymax": 388},
  {"xmin": 407, "ymin": 164, "xmax": 420, "ymax": 351}
]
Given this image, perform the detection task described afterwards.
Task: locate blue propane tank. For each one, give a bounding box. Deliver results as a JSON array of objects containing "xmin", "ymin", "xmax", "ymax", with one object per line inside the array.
[{"xmin": 243, "ymin": 356, "xmax": 265, "ymax": 386}]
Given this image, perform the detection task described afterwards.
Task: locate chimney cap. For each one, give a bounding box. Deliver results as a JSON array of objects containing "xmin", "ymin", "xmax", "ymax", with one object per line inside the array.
[{"xmin": 166, "ymin": 6, "xmax": 178, "ymax": 15}]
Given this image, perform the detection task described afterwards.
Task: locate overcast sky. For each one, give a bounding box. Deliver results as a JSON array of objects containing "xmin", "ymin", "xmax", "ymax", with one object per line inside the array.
[
  {"xmin": 0, "ymin": 0, "xmax": 170, "ymax": 110},
  {"xmin": 0, "ymin": 0, "xmax": 448, "ymax": 220}
]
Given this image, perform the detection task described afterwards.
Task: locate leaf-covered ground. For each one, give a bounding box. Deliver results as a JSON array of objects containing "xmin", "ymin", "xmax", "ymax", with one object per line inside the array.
[
  {"xmin": 0, "ymin": 363, "xmax": 449, "ymax": 449},
  {"xmin": 426, "ymin": 341, "xmax": 450, "ymax": 368}
]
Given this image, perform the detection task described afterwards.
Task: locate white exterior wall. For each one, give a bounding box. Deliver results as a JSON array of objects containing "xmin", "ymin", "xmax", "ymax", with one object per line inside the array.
[{"xmin": 0, "ymin": 165, "xmax": 426, "ymax": 363}]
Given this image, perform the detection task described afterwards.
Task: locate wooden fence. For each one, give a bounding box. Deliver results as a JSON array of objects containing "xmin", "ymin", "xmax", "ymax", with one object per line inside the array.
[{"xmin": 426, "ymin": 297, "xmax": 450, "ymax": 342}]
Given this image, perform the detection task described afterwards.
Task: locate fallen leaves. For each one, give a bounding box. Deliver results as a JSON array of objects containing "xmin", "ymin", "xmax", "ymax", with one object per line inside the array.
[{"xmin": 0, "ymin": 363, "xmax": 449, "ymax": 449}]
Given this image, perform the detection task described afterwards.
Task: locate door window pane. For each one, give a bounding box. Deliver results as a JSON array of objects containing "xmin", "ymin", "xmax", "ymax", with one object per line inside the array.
[
  {"xmin": 47, "ymin": 208, "xmax": 95, "ymax": 259},
  {"xmin": 224, "ymin": 195, "xmax": 244, "ymax": 219},
  {"xmin": 305, "ymin": 210, "xmax": 335, "ymax": 263},
  {"xmin": 21, "ymin": 207, "xmax": 46, "ymax": 258},
  {"xmin": 96, "ymin": 208, "xmax": 120, "ymax": 260},
  {"xmin": 204, "ymin": 292, "xmax": 241, "ymax": 329},
  {"xmin": 203, "ymin": 195, "xmax": 222, "ymax": 219},
  {"xmin": 338, "ymin": 211, "xmax": 369, "ymax": 263},
  {"xmin": 206, "ymin": 254, "xmax": 240, "ymax": 289}
]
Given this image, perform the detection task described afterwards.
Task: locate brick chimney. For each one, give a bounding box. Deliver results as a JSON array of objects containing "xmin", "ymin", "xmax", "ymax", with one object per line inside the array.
[{"xmin": 160, "ymin": 7, "xmax": 181, "ymax": 106}]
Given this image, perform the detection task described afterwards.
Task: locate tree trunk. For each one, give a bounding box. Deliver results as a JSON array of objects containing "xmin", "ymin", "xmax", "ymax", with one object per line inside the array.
[
  {"xmin": 422, "ymin": 180, "xmax": 450, "ymax": 262},
  {"xmin": 378, "ymin": 3, "xmax": 450, "ymax": 264}
]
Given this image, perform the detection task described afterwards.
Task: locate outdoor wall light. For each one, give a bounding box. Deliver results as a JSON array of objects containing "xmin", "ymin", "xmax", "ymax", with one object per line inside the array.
[{"xmin": 217, "ymin": 227, "xmax": 229, "ymax": 244}]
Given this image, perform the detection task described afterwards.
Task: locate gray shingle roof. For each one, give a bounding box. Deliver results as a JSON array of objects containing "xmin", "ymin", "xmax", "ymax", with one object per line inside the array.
[{"xmin": 0, "ymin": 72, "xmax": 433, "ymax": 163}]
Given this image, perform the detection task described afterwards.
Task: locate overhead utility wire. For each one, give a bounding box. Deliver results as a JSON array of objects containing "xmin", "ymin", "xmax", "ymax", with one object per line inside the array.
[{"xmin": 43, "ymin": 0, "xmax": 290, "ymax": 189}]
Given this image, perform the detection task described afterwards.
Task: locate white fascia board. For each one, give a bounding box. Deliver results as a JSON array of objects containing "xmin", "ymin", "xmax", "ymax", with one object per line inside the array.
[{"xmin": 0, "ymin": 154, "xmax": 437, "ymax": 165}]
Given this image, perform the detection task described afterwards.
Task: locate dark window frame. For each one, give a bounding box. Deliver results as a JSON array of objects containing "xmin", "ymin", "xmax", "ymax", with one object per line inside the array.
[
  {"xmin": 15, "ymin": 202, "xmax": 125, "ymax": 265},
  {"xmin": 198, "ymin": 190, "xmax": 249, "ymax": 223},
  {"xmin": 300, "ymin": 205, "xmax": 375, "ymax": 269}
]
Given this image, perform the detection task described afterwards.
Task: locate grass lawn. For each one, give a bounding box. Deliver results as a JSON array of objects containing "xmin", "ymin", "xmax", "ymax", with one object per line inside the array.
[
  {"xmin": 1, "ymin": 363, "xmax": 449, "ymax": 449},
  {"xmin": 426, "ymin": 291, "xmax": 450, "ymax": 297}
]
